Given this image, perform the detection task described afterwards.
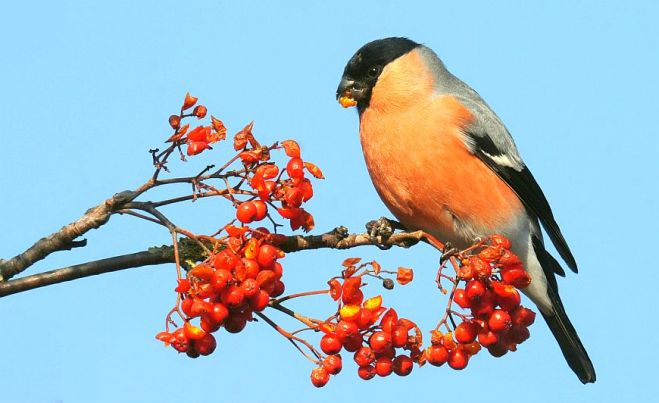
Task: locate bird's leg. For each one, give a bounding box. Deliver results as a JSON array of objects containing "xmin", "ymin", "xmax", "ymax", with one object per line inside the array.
[
  {"xmin": 365, "ymin": 217, "xmax": 404, "ymax": 250},
  {"xmin": 439, "ymin": 241, "xmax": 459, "ymax": 265}
]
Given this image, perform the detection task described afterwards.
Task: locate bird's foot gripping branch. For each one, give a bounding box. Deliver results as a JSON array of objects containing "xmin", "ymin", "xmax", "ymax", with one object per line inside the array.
[{"xmin": 1, "ymin": 94, "xmax": 536, "ymax": 387}]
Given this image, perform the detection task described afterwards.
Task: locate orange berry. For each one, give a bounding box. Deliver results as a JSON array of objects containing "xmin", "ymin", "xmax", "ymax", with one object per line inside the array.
[
  {"xmin": 252, "ymin": 200, "xmax": 268, "ymax": 221},
  {"xmin": 447, "ymin": 348, "xmax": 469, "ymax": 370},
  {"xmin": 236, "ymin": 202, "xmax": 256, "ymax": 223},
  {"xmin": 194, "ymin": 333, "xmax": 217, "ymax": 356},
  {"xmin": 426, "ymin": 345, "xmax": 449, "ymax": 367},
  {"xmin": 453, "ymin": 288, "xmax": 471, "ymax": 309},
  {"xmin": 322, "ymin": 355, "xmax": 343, "ymax": 375},
  {"xmin": 488, "ymin": 309, "xmax": 513, "ymax": 333},
  {"xmin": 511, "ymin": 306, "xmax": 536, "ymax": 327},
  {"xmin": 490, "ymin": 234, "xmax": 512, "ymax": 249},
  {"xmin": 257, "ymin": 244, "xmax": 281, "ymax": 268},
  {"xmin": 321, "ymin": 334, "xmax": 343, "ymax": 355},
  {"xmin": 466, "ymin": 279, "xmax": 486, "ymax": 301},
  {"xmin": 375, "ymin": 357, "xmax": 393, "ymax": 377},
  {"xmin": 455, "ymin": 321, "xmax": 478, "ymax": 344},
  {"xmin": 368, "ymin": 331, "xmax": 392, "ymax": 354},
  {"xmin": 193, "ymin": 105, "xmax": 207, "ymax": 119},
  {"xmin": 392, "ymin": 355, "xmax": 413, "ymax": 376},
  {"xmin": 286, "ymin": 158, "xmax": 305, "ymax": 179},
  {"xmin": 357, "ymin": 365, "xmax": 376, "ymax": 380},
  {"xmin": 354, "ymin": 346, "xmax": 375, "ymax": 367},
  {"xmin": 310, "ymin": 367, "xmax": 329, "ymax": 388}
]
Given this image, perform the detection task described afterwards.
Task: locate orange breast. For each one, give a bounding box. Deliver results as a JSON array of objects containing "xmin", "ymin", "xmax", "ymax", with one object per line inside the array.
[{"xmin": 359, "ymin": 94, "xmax": 525, "ymax": 246}]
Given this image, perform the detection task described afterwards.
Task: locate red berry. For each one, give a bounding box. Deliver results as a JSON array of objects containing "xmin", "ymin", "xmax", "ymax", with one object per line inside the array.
[
  {"xmin": 508, "ymin": 325, "xmax": 531, "ymax": 344},
  {"xmin": 257, "ymin": 244, "xmax": 281, "ymax": 268},
  {"xmin": 354, "ymin": 346, "xmax": 376, "ymax": 367},
  {"xmin": 200, "ymin": 318, "xmax": 221, "ymax": 333},
  {"xmin": 322, "ymin": 355, "xmax": 342, "ymax": 375},
  {"xmin": 487, "ymin": 342, "xmax": 509, "ymax": 357},
  {"xmin": 453, "ymin": 288, "xmax": 471, "ymax": 309},
  {"xmin": 357, "ymin": 365, "xmax": 376, "ymax": 380},
  {"xmin": 391, "ymin": 325, "xmax": 408, "ymax": 348},
  {"xmin": 455, "ymin": 321, "xmax": 478, "ymax": 344},
  {"xmin": 181, "ymin": 297, "xmax": 193, "ymax": 316},
  {"xmin": 211, "ymin": 269, "xmax": 232, "ymax": 292},
  {"xmin": 470, "ymin": 290, "xmax": 496, "ymax": 317},
  {"xmin": 242, "ymin": 258, "xmax": 260, "ymax": 279},
  {"xmin": 380, "ymin": 309, "xmax": 399, "ymax": 334},
  {"xmin": 169, "ymin": 114, "xmax": 181, "ymax": 129},
  {"xmin": 248, "ymin": 289, "xmax": 270, "ymax": 311},
  {"xmin": 368, "ymin": 331, "xmax": 392, "ymax": 354},
  {"xmin": 193, "ymin": 105, "xmax": 207, "ymax": 119},
  {"xmin": 310, "ymin": 367, "xmax": 329, "ymax": 388},
  {"xmin": 500, "ymin": 267, "xmax": 532, "ymax": 289},
  {"xmin": 271, "ymin": 280, "xmax": 285, "ymax": 297},
  {"xmin": 209, "ymin": 303, "xmax": 229, "ymax": 324},
  {"xmin": 470, "ymin": 256, "xmax": 492, "ymax": 278},
  {"xmin": 220, "ymin": 284, "xmax": 245, "ymax": 308},
  {"xmin": 466, "ymin": 279, "xmax": 486, "ymax": 301},
  {"xmin": 511, "ymin": 306, "xmax": 536, "ymax": 327},
  {"xmin": 214, "ymin": 251, "xmax": 240, "ymax": 271},
  {"xmin": 284, "ymin": 187, "xmax": 304, "ymax": 207},
  {"xmin": 478, "ymin": 330, "xmax": 499, "ymax": 347},
  {"xmin": 189, "ymin": 298, "xmax": 212, "ymax": 317},
  {"xmin": 491, "ymin": 281, "xmax": 521, "ymax": 310},
  {"xmin": 342, "ymin": 334, "xmax": 363, "ymax": 352},
  {"xmin": 447, "ymin": 349, "xmax": 469, "ymax": 370},
  {"xmin": 186, "ymin": 348, "xmax": 201, "ymax": 358},
  {"xmin": 239, "ymin": 278, "xmax": 259, "ymax": 298},
  {"xmin": 392, "ymin": 355, "xmax": 413, "ymax": 376},
  {"xmin": 194, "ymin": 333, "xmax": 217, "ymax": 356},
  {"xmin": 236, "ymin": 201, "xmax": 257, "ymax": 223},
  {"xmin": 286, "ymin": 158, "xmax": 305, "ymax": 179},
  {"xmin": 335, "ymin": 320, "xmax": 359, "ymax": 341},
  {"xmin": 488, "ymin": 309, "xmax": 513, "ymax": 333},
  {"xmin": 490, "ymin": 234, "xmax": 512, "ymax": 249},
  {"xmin": 224, "ymin": 315, "xmax": 247, "ymax": 333},
  {"xmin": 374, "ymin": 357, "xmax": 393, "ymax": 377},
  {"xmin": 252, "ymin": 200, "xmax": 268, "ymax": 221},
  {"xmin": 320, "ymin": 334, "xmax": 343, "ymax": 355},
  {"xmin": 426, "ymin": 345, "xmax": 449, "ymax": 367}
]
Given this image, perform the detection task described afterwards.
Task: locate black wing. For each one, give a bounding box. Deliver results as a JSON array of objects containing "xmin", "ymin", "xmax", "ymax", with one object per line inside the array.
[{"xmin": 468, "ymin": 132, "xmax": 578, "ymax": 273}]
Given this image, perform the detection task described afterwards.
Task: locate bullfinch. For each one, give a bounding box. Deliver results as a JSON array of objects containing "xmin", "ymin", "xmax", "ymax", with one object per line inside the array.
[{"xmin": 336, "ymin": 37, "xmax": 595, "ymax": 383}]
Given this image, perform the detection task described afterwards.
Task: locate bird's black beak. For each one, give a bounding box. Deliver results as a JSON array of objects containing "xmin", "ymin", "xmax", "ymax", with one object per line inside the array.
[{"xmin": 336, "ymin": 77, "xmax": 366, "ymax": 107}]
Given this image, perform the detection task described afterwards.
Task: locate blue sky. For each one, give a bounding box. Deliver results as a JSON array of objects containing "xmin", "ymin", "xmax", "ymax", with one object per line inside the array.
[{"xmin": 1, "ymin": 1, "xmax": 657, "ymax": 402}]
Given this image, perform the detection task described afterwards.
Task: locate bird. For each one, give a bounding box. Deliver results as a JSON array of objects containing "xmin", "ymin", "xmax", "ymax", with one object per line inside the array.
[{"xmin": 336, "ymin": 37, "xmax": 595, "ymax": 383}]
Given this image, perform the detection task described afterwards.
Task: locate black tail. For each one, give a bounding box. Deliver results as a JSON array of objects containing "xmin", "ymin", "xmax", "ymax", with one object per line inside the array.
[
  {"xmin": 532, "ymin": 236, "xmax": 596, "ymax": 383},
  {"xmin": 542, "ymin": 284, "xmax": 596, "ymax": 383}
]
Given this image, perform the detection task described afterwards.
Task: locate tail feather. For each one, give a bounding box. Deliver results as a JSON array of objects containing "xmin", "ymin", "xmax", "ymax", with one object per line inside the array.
[
  {"xmin": 531, "ymin": 235, "xmax": 595, "ymax": 383},
  {"xmin": 542, "ymin": 284, "xmax": 596, "ymax": 384}
]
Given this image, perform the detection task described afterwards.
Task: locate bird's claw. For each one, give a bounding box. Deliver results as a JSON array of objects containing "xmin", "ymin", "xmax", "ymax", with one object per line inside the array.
[
  {"xmin": 366, "ymin": 217, "xmax": 403, "ymax": 250},
  {"xmin": 439, "ymin": 242, "xmax": 459, "ymax": 265}
]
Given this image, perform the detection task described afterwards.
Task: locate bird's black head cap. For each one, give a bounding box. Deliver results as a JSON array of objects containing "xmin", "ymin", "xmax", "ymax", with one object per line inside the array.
[{"xmin": 337, "ymin": 37, "xmax": 420, "ymax": 112}]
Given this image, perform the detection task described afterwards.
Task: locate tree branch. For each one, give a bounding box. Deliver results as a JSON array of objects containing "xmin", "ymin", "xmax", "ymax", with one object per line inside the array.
[
  {"xmin": 0, "ymin": 190, "xmax": 140, "ymax": 281},
  {"xmin": 0, "ymin": 227, "xmax": 427, "ymax": 298}
]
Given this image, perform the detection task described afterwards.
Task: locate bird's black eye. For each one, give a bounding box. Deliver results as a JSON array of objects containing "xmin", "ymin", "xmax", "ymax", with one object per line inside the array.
[{"xmin": 367, "ymin": 66, "xmax": 381, "ymax": 78}]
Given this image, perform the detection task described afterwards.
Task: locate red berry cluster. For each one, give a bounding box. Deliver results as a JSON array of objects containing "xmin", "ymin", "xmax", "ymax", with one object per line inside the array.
[
  {"xmin": 156, "ymin": 95, "xmax": 326, "ymax": 360},
  {"xmin": 240, "ymin": 137, "xmax": 321, "ymax": 232},
  {"xmin": 310, "ymin": 261, "xmax": 420, "ymax": 387},
  {"xmin": 166, "ymin": 93, "xmax": 226, "ymax": 156},
  {"xmin": 425, "ymin": 235, "xmax": 536, "ymax": 369},
  {"xmin": 156, "ymin": 228, "xmax": 286, "ymax": 357}
]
